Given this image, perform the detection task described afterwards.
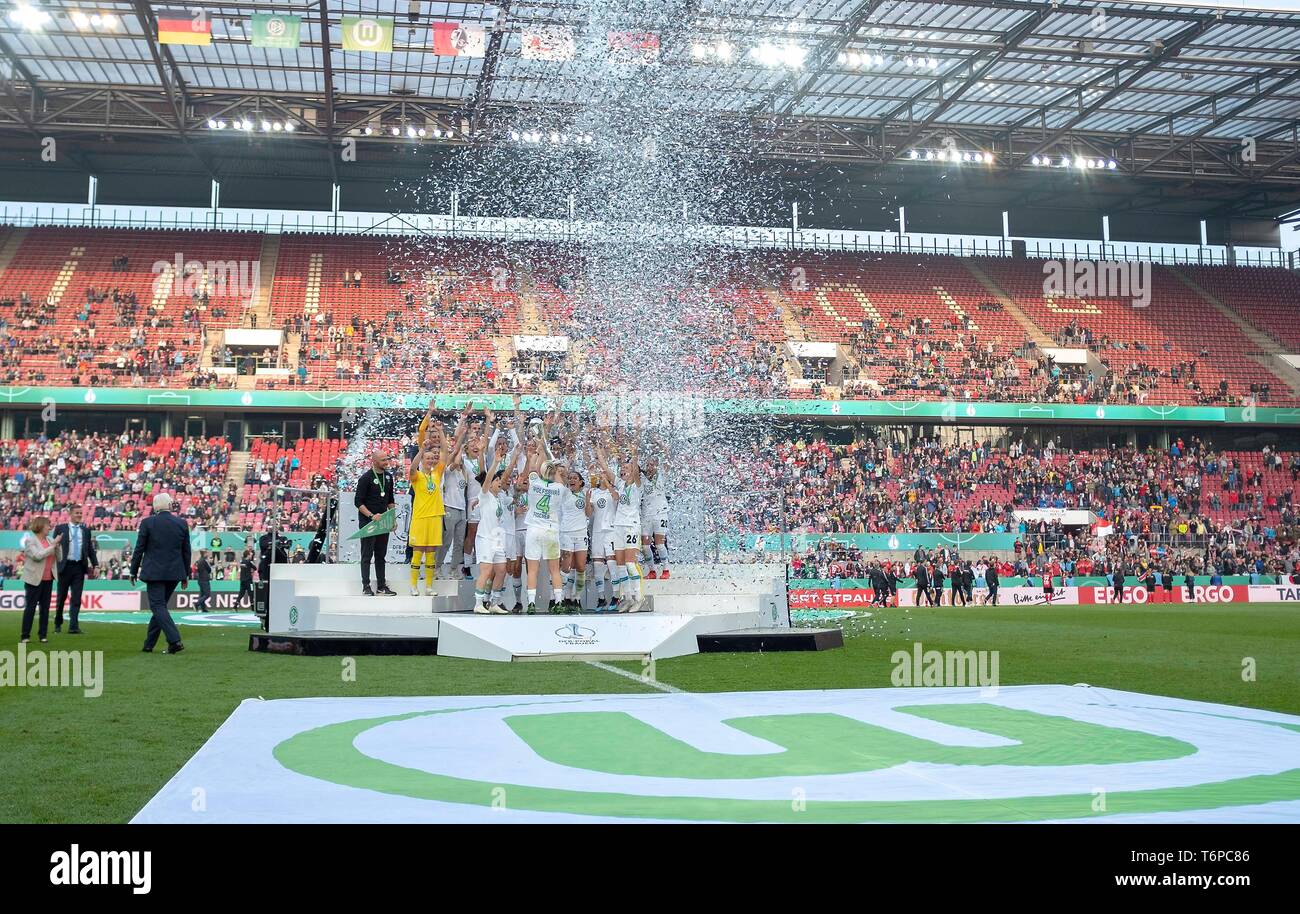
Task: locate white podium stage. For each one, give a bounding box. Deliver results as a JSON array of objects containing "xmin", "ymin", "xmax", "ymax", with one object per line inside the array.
[{"xmin": 265, "ymin": 562, "xmax": 789, "ymax": 661}]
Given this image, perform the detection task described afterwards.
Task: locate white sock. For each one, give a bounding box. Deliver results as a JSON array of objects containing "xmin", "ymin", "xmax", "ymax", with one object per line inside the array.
[
  {"xmin": 526, "ymin": 587, "xmax": 537, "ymax": 607},
  {"xmin": 492, "ymin": 587, "xmax": 506, "ymax": 607},
  {"xmin": 623, "ymin": 563, "xmax": 641, "ymax": 599},
  {"xmin": 606, "ymin": 560, "xmax": 620, "ymax": 598},
  {"xmin": 563, "ymin": 571, "xmax": 575, "ymax": 599}
]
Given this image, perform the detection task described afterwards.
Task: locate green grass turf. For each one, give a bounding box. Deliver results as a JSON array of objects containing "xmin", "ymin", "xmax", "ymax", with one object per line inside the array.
[{"xmin": 1, "ymin": 601, "xmax": 1297, "ymax": 823}]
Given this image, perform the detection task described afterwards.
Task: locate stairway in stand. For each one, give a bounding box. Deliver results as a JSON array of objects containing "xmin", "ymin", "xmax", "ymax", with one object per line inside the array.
[
  {"xmin": 225, "ymin": 450, "xmax": 251, "ymax": 507},
  {"xmin": 246, "ymin": 233, "xmax": 281, "ymax": 329},
  {"xmin": 961, "ymin": 259, "xmax": 1054, "ymax": 348},
  {"xmin": 0, "ymin": 226, "xmax": 28, "ymax": 278},
  {"xmin": 1169, "ymin": 266, "xmax": 1300, "ymax": 400}
]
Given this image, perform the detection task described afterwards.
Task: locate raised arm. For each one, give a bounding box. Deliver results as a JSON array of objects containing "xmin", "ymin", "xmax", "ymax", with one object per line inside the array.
[
  {"xmin": 444, "ymin": 415, "xmax": 469, "ymax": 471},
  {"xmin": 484, "ymin": 439, "xmax": 520, "ymax": 491},
  {"xmin": 411, "ymin": 422, "xmax": 442, "ymax": 484},
  {"xmin": 416, "ymin": 398, "xmax": 435, "ymax": 448}
]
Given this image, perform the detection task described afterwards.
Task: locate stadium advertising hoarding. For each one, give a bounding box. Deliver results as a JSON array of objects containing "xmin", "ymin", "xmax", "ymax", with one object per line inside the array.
[
  {"xmin": 0, "ymin": 529, "xmax": 314, "ymax": 552},
  {"xmin": 0, "ymin": 588, "xmax": 142, "ymax": 612},
  {"xmin": 0, "ymin": 581, "xmax": 244, "ymax": 611},
  {"xmin": 789, "ymin": 577, "xmax": 1273, "ymax": 607},
  {"xmin": 5, "ymin": 386, "xmax": 1300, "ymax": 426},
  {"xmin": 734, "ymin": 533, "xmax": 1018, "ymax": 552}
]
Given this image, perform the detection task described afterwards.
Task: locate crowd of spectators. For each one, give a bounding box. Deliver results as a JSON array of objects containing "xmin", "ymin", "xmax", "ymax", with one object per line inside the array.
[
  {"xmin": 0, "ymin": 429, "xmax": 235, "ymax": 531},
  {"xmin": 729, "ymin": 433, "xmax": 1300, "ymax": 574}
]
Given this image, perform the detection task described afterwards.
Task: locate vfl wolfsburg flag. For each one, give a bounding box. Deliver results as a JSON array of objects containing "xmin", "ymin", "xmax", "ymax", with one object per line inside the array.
[
  {"xmin": 348, "ymin": 508, "xmax": 396, "ymax": 540},
  {"xmin": 251, "ymin": 14, "xmax": 302, "ymax": 49},
  {"xmin": 341, "ymin": 15, "xmax": 394, "ymax": 52}
]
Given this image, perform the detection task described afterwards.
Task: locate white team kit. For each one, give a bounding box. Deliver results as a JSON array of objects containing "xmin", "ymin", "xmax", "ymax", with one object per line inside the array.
[
  {"xmin": 589, "ymin": 486, "xmax": 617, "ymax": 559},
  {"xmin": 641, "ymin": 469, "xmax": 669, "ymax": 538},
  {"xmin": 473, "ymin": 488, "xmax": 509, "ymax": 565},
  {"xmin": 613, "ymin": 479, "xmax": 641, "ymax": 551},
  {"xmin": 463, "ymin": 455, "xmax": 483, "ymax": 523},
  {"xmin": 523, "ymin": 473, "xmax": 566, "ymax": 561},
  {"xmin": 560, "ymin": 486, "xmax": 590, "ymax": 553}
]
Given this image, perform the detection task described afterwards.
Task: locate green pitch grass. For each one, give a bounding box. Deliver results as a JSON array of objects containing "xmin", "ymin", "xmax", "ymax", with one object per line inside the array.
[{"xmin": 1, "ymin": 602, "xmax": 1297, "ymax": 823}]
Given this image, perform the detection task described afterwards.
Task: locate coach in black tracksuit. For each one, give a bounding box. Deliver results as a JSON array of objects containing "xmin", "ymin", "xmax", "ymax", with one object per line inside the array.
[
  {"xmin": 914, "ymin": 563, "xmax": 931, "ymax": 606},
  {"xmin": 237, "ymin": 552, "xmax": 255, "ymax": 607},
  {"xmin": 195, "ymin": 551, "xmax": 212, "ymax": 611},
  {"xmin": 986, "ymin": 564, "xmax": 999, "ymax": 606},
  {"xmin": 355, "ymin": 453, "xmax": 397, "ymax": 596}
]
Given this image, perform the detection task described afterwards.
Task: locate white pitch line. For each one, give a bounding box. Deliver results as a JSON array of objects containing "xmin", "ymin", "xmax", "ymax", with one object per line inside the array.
[{"xmin": 585, "ymin": 660, "xmax": 683, "ymax": 693}]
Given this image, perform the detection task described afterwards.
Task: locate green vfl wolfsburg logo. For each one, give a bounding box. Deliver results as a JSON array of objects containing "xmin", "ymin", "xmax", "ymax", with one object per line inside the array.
[{"xmin": 271, "ymin": 689, "xmax": 1300, "ymax": 823}]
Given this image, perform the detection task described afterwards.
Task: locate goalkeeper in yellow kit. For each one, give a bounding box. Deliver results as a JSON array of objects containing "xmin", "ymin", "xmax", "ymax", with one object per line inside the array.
[{"xmin": 407, "ymin": 403, "xmax": 468, "ymax": 595}]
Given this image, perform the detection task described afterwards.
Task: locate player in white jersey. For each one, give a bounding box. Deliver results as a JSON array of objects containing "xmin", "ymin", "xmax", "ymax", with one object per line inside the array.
[
  {"xmin": 601, "ymin": 439, "xmax": 648, "ymax": 612},
  {"xmin": 640, "ymin": 455, "xmax": 670, "ymax": 579},
  {"xmin": 558, "ymin": 470, "xmax": 593, "ymax": 610},
  {"xmin": 510, "ymin": 475, "xmax": 528, "ymax": 612},
  {"xmin": 470, "ymin": 436, "xmax": 520, "ymax": 614},
  {"xmin": 587, "ymin": 462, "xmax": 620, "ymax": 611},
  {"xmin": 436, "ymin": 420, "xmax": 468, "ymax": 579},
  {"xmin": 460, "ymin": 410, "xmax": 492, "ymax": 580},
  {"xmin": 521, "ymin": 431, "xmax": 569, "ymax": 614}
]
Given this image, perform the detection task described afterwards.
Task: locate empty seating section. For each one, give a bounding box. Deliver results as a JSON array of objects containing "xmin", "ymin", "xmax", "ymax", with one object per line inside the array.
[
  {"xmin": 1178, "ymin": 264, "xmax": 1300, "ymax": 352},
  {"xmin": 0, "ymin": 227, "xmax": 261, "ymax": 384},
  {"xmin": 271, "ymin": 234, "xmax": 522, "ymax": 389},
  {"xmin": 976, "ymin": 257, "xmax": 1295, "ymax": 405},
  {"xmin": 2, "ymin": 224, "xmax": 1298, "ymax": 405},
  {"xmin": 773, "ymin": 252, "xmax": 1038, "ymax": 399}
]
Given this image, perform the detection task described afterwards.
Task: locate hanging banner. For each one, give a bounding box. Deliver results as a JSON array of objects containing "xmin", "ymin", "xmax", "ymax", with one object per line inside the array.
[
  {"xmin": 341, "ymin": 16, "xmax": 394, "ymax": 52},
  {"xmin": 521, "ymin": 25, "xmax": 575, "ymax": 61},
  {"xmin": 251, "ymin": 14, "xmax": 302, "ymax": 49},
  {"xmin": 430, "ymin": 21, "xmax": 486, "ymax": 57},
  {"xmin": 607, "ymin": 31, "xmax": 660, "ymax": 65},
  {"xmin": 157, "ymin": 9, "xmax": 213, "ymax": 46}
]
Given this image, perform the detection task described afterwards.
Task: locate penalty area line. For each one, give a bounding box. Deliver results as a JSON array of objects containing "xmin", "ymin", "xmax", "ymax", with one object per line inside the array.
[{"xmin": 585, "ymin": 660, "xmax": 683, "ymax": 693}]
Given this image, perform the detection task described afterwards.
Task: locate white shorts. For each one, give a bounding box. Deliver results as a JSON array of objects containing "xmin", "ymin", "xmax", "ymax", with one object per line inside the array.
[
  {"xmin": 468, "ymin": 504, "xmax": 482, "ymax": 524},
  {"xmin": 590, "ymin": 530, "xmax": 616, "ymax": 559},
  {"xmin": 474, "ymin": 529, "xmax": 507, "ymax": 566},
  {"xmin": 613, "ymin": 525, "xmax": 639, "ymax": 554},
  {"xmin": 515, "ymin": 530, "xmax": 527, "ymax": 561},
  {"xmin": 524, "ymin": 526, "xmax": 561, "ymax": 562},
  {"xmin": 503, "ymin": 530, "xmax": 519, "ymax": 561},
  {"xmin": 641, "ymin": 514, "xmax": 668, "ymax": 538},
  {"xmin": 561, "ymin": 530, "xmax": 589, "ymax": 554}
]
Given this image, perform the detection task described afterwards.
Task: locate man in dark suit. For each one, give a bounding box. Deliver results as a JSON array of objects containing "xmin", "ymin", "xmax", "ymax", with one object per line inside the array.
[
  {"xmin": 130, "ymin": 492, "xmax": 189, "ymax": 654},
  {"xmin": 54, "ymin": 503, "xmax": 98, "ymax": 634},
  {"xmin": 355, "ymin": 452, "xmax": 397, "ymax": 596},
  {"xmin": 195, "ymin": 550, "xmax": 212, "ymax": 612}
]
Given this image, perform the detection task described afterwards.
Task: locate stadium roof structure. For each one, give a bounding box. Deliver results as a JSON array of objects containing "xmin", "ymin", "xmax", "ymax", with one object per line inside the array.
[{"xmin": 1, "ymin": 0, "xmax": 1299, "ymax": 222}]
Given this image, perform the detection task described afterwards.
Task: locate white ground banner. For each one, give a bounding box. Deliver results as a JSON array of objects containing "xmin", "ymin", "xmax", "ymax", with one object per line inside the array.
[{"xmin": 133, "ymin": 686, "xmax": 1300, "ymax": 824}]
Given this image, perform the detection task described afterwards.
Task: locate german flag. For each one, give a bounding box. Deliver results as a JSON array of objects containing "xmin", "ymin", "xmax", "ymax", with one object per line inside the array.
[{"xmin": 157, "ymin": 9, "xmax": 213, "ymax": 46}]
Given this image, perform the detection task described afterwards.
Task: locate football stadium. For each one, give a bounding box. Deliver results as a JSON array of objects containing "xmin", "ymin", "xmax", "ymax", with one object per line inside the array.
[{"xmin": 1, "ymin": 0, "xmax": 1299, "ymax": 870}]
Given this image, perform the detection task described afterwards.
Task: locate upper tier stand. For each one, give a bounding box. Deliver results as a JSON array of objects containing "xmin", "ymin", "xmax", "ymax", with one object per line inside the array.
[{"xmin": 267, "ymin": 562, "xmax": 789, "ymax": 661}]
